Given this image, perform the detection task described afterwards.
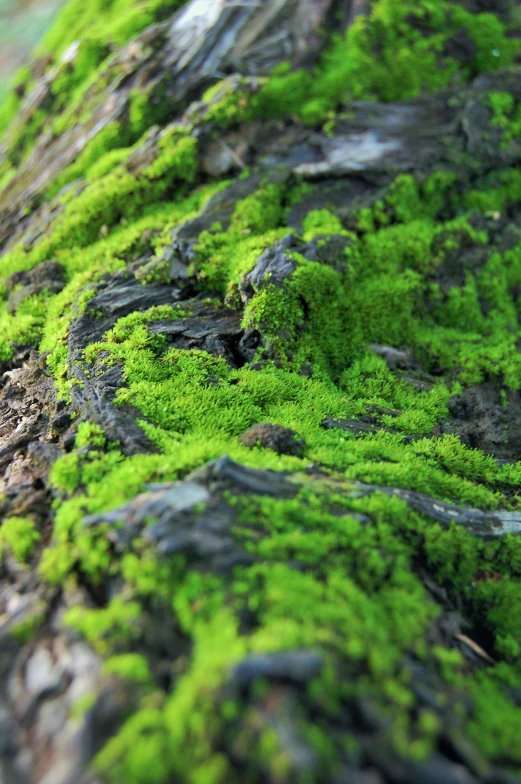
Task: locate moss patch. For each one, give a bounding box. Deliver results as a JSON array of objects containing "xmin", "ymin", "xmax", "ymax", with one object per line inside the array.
[{"xmin": 2, "ymin": 0, "xmax": 521, "ymax": 781}]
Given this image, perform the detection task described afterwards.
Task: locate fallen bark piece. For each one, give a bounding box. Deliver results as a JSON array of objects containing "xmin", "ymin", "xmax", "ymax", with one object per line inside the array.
[
  {"xmin": 83, "ymin": 456, "xmax": 521, "ymax": 541},
  {"xmin": 231, "ymin": 650, "xmax": 324, "ymax": 688}
]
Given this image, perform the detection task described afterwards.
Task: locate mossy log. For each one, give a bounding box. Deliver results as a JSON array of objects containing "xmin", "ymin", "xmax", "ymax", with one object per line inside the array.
[{"xmin": 2, "ymin": 1, "xmax": 521, "ymax": 782}]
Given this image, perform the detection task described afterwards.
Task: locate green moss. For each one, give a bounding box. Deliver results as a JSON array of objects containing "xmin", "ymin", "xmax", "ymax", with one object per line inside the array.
[
  {"xmin": 193, "ymin": 181, "xmax": 287, "ymax": 293},
  {"xmin": 251, "ymin": 0, "xmax": 520, "ymax": 124},
  {"xmin": 468, "ymin": 673, "xmax": 521, "ymax": 765},
  {"xmin": 0, "ymin": 82, "xmax": 25, "ymax": 138},
  {"xmin": 0, "ymin": 292, "xmax": 51, "ymax": 362},
  {"xmin": 0, "ymin": 0, "xmax": 189, "ymax": 160},
  {"xmin": 64, "ymin": 596, "xmax": 143, "ymax": 655},
  {"xmin": 50, "ymin": 424, "xmax": 123, "ymax": 495},
  {"xmin": 463, "ymin": 169, "xmax": 521, "ymax": 213},
  {"xmin": 70, "ymin": 692, "xmax": 97, "ymax": 719},
  {"xmin": 40, "ymin": 0, "xmax": 184, "ymax": 61},
  {"xmin": 488, "ymin": 91, "xmax": 521, "ymax": 147},
  {"xmin": 103, "ymin": 653, "xmax": 153, "ymax": 684},
  {"xmin": 94, "ymin": 708, "xmax": 173, "ymax": 784},
  {"xmin": 0, "ymin": 517, "xmax": 41, "ymax": 563},
  {"xmin": 301, "ymin": 209, "xmax": 350, "ymax": 241},
  {"xmin": 46, "ymin": 123, "xmax": 133, "ymax": 199},
  {"xmin": 3, "ymin": 0, "xmax": 521, "ymax": 778},
  {"xmin": 2, "ymin": 185, "xmax": 218, "ymax": 399},
  {"xmin": 198, "ymin": 77, "xmax": 259, "ymax": 128},
  {"xmin": 243, "ymin": 254, "xmax": 354, "ymax": 379}
]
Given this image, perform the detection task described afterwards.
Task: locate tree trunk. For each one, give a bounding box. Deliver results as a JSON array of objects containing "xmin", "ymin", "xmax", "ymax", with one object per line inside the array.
[{"xmin": 1, "ymin": 1, "xmax": 521, "ymax": 782}]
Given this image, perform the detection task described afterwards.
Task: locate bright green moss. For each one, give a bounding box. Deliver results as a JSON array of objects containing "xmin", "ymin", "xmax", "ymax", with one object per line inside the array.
[
  {"xmin": 301, "ymin": 209, "xmax": 350, "ymax": 241},
  {"xmin": 193, "ymin": 181, "xmax": 287, "ymax": 292},
  {"xmin": 42, "ymin": 132, "xmax": 197, "ymax": 252},
  {"xmin": 0, "ymin": 186, "xmax": 219, "ymax": 398},
  {"xmin": 251, "ymin": 0, "xmax": 520, "ymax": 124},
  {"xmin": 50, "ymin": 423, "xmax": 123, "ymax": 495},
  {"xmin": 103, "ymin": 653, "xmax": 153, "ymax": 684},
  {"xmin": 93, "ymin": 479, "xmax": 521, "ymax": 783},
  {"xmin": 64, "ymin": 597, "xmax": 143, "ymax": 655},
  {"xmin": 199, "ymin": 77, "xmax": 259, "ymax": 128},
  {"xmin": 0, "ymin": 132, "xmax": 199, "ymax": 301},
  {"xmin": 193, "ymin": 178, "xmax": 516, "ymax": 383},
  {"xmin": 94, "ymin": 708, "xmax": 174, "ymax": 784},
  {"xmin": 40, "ymin": 0, "xmax": 184, "ymax": 61},
  {"xmin": 489, "ymin": 91, "xmax": 521, "ymax": 147},
  {"xmin": 468, "ymin": 674, "xmax": 521, "ymax": 766},
  {"xmin": 0, "ymin": 517, "xmax": 41, "ymax": 563},
  {"xmin": 45, "ymin": 123, "xmax": 133, "ymax": 199},
  {"xmin": 38, "ymin": 337, "xmax": 521, "ymax": 780},
  {"xmin": 3, "ymin": 1, "xmax": 521, "ymax": 777},
  {"xmin": 0, "ymin": 292, "xmax": 51, "ymax": 362},
  {"xmin": 0, "ymin": 0, "xmax": 190, "ymax": 165},
  {"xmin": 463, "ymin": 169, "xmax": 521, "ymax": 214}
]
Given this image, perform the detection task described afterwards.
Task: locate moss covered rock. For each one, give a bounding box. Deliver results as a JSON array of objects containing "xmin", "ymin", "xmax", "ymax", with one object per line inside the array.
[{"xmin": 1, "ymin": 0, "xmax": 521, "ymax": 782}]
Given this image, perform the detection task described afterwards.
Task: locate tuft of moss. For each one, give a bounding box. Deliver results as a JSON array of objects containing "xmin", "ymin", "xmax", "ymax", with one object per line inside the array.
[{"xmin": 0, "ymin": 517, "xmax": 41, "ymax": 563}]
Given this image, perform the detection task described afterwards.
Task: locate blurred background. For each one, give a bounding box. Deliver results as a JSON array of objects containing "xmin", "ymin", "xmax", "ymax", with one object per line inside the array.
[{"xmin": 0, "ymin": 0, "xmax": 64, "ymax": 100}]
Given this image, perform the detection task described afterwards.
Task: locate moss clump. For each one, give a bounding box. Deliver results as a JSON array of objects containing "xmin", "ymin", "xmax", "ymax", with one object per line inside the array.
[
  {"xmin": 3, "ymin": 128, "xmax": 521, "ymax": 780},
  {"xmin": 463, "ymin": 168, "xmax": 521, "ymax": 213},
  {"xmin": 3, "ymin": 0, "xmax": 521, "ymax": 780},
  {"xmin": 2, "ymin": 182, "xmax": 220, "ymax": 388},
  {"xmin": 197, "ymin": 77, "xmax": 261, "ymax": 129},
  {"xmin": 301, "ymin": 209, "xmax": 350, "ymax": 241},
  {"xmin": 0, "ymin": 0, "xmax": 190, "ymax": 150},
  {"xmin": 39, "ymin": 155, "xmax": 521, "ymax": 778},
  {"xmin": 87, "ymin": 484, "xmax": 521, "ymax": 783},
  {"xmin": 190, "ymin": 173, "xmax": 521, "ymax": 389},
  {"xmin": 103, "ymin": 653, "xmax": 153, "ymax": 684},
  {"xmin": 0, "ymin": 65, "xmax": 33, "ymax": 136},
  {"xmin": 40, "ymin": 0, "xmax": 183, "ymax": 62},
  {"xmin": 193, "ymin": 181, "xmax": 288, "ymax": 292},
  {"xmin": 0, "ymin": 292, "xmax": 50, "ymax": 363},
  {"xmin": 64, "ymin": 597, "xmax": 143, "ymax": 655},
  {"xmin": 0, "ymin": 517, "xmax": 41, "ymax": 563},
  {"xmin": 488, "ymin": 91, "xmax": 521, "ymax": 147},
  {"xmin": 250, "ymin": 0, "xmax": 520, "ymax": 124}
]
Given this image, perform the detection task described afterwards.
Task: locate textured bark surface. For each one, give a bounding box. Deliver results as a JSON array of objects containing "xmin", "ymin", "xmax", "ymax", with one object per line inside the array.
[{"xmin": 1, "ymin": 1, "xmax": 521, "ymax": 783}]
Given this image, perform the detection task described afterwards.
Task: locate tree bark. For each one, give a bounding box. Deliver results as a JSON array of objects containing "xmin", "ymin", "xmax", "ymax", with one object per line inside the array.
[{"xmin": 1, "ymin": 1, "xmax": 521, "ymax": 783}]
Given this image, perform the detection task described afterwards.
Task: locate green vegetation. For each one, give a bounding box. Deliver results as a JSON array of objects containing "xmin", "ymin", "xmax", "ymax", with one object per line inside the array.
[
  {"xmin": 5, "ymin": 113, "xmax": 521, "ymax": 784},
  {"xmin": 2, "ymin": 0, "xmax": 521, "ymax": 781},
  {"xmin": 0, "ymin": 516, "xmax": 41, "ymax": 563},
  {"xmin": 181, "ymin": 2, "xmax": 521, "ymax": 131},
  {"xmin": 489, "ymin": 90, "xmax": 521, "ymax": 147},
  {"xmin": 0, "ymin": 0, "xmax": 189, "ymax": 142},
  {"xmin": 249, "ymin": 0, "xmax": 519, "ymax": 125}
]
